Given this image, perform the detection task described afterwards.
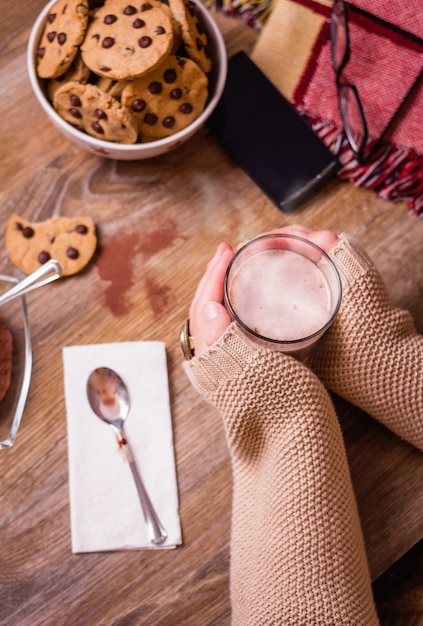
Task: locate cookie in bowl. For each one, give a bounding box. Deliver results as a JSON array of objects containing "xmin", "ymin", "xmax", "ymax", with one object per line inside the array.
[
  {"xmin": 121, "ymin": 55, "xmax": 208, "ymax": 139},
  {"xmin": 36, "ymin": 0, "xmax": 90, "ymax": 79},
  {"xmin": 53, "ymin": 81, "xmax": 139, "ymax": 143},
  {"xmin": 80, "ymin": 1, "xmax": 174, "ymax": 80}
]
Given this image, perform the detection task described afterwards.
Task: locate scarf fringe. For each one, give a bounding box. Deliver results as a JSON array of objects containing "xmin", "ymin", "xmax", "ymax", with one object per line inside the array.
[
  {"xmin": 303, "ymin": 113, "xmax": 423, "ymax": 217},
  {"xmin": 203, "ymin": 0, "xmax": 271, "ymax": 28}
]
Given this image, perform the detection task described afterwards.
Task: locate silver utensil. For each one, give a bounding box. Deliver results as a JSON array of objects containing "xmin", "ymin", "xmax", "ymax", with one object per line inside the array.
[
  {"xmin": 86, "ymin": 367, "xmax": 168, "ymax": 546},
  {"xmin": 0, "ymin": 259, "xmax": 62, "ymax": 307}
]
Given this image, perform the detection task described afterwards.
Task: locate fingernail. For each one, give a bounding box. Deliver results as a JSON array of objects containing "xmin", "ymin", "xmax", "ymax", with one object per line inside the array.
[
  {"xmin": 215, "ymin": 242, "xmax": 226, "ymax": 257},
  {"xmin": 204, "ymin": 301, "xmax": 221, "ymax": 321}
]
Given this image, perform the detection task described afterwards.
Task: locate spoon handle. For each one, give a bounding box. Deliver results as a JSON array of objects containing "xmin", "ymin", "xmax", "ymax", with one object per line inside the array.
[
  {"xmin": 0, "ymin": 259, "xmax": 62, "ymax": 306},
  {"xmin": 122, "ymin": 437, "xmax": 168, "ymax": 545}
]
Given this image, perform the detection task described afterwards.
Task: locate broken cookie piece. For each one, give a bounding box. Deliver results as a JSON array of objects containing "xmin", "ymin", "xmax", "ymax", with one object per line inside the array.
[{"xmin": 6, "ymin": 214, "xmax": 98, "ymax": 277}]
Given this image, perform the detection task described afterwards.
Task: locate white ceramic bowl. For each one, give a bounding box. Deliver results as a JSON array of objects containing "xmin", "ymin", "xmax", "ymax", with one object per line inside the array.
[{"xmin": 27, "ymin": 0, "xmax": 227, "ymax": 160}]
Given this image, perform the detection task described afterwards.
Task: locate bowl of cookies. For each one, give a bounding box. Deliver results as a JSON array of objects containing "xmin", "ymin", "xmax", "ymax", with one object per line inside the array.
[{"xmin": 27, "ymin": 0, "xmax": 227, "ymax": 160}]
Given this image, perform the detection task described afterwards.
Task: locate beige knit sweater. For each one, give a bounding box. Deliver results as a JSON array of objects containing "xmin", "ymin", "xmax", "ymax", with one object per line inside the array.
[{"xmin": 184, "ymin": 238, "xmax": 423, "ymax": 625}]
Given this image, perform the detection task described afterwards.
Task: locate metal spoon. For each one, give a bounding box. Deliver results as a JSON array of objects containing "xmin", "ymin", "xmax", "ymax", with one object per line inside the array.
[
  {"xmin": 86, "ymin": 367, "xmax": 167, "ymax": 545},
  {"xmin": 0, "ymin": 259, "xmax": 62, "ymax": 307}
]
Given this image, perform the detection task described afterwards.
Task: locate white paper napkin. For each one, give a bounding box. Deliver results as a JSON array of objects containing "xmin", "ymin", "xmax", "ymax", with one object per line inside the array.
[{"xmin": 63, "ymin": 341, "xmax": 182, "ymax": 553}]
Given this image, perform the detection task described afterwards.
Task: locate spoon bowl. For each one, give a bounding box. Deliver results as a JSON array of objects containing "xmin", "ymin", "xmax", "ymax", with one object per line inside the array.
[{"xmin": 86, "ymin": 367, "xmax": 167, "ymax": 545}]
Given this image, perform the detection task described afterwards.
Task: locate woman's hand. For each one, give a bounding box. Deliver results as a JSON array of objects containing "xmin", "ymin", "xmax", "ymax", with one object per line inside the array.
[
  {"xmin": 189, "ymin": 242, "xmax": 234, "ymax": 357},
  {"xmin": 188, "ymin": 226, "xmax": 339, "ymax": 357}
]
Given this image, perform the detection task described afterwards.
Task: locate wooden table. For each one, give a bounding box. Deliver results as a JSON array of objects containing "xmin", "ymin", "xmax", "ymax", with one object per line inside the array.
[{"xmin": 1, "ymin": 2, "xmax": 422, "ymax": 624}]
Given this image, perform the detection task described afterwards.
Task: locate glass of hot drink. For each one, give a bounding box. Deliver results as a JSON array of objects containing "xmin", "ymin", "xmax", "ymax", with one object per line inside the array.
[{"xmin": 224, "ymin": 234, "xmax": 342, "ymax": 356}]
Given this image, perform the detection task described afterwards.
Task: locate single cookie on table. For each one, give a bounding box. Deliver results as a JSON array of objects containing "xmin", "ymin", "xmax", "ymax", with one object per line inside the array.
[
  {"xmin": 36, "ymin": 0, "xmax": 90, "ymax": 79},
  {"xmin": 5, "ymin": 214, "xmax": 98, "ymax": 278},
  {"xmin": 53, "ymin": 81, "xmax": 139, "ymax": 143},
  {"xmin": 168, "ymin": 0, "xmax": 211, "ymax": 73},
  {"xmin": 47, "ymin": 52, "xmax": 91, "ymax": 101},
  {"xmin": 0, "ymin": 316, "xmax": 13, "ymax": 405},
  {"xmin": 121, "ymin": 55, "xmax": 208, "ymax": 138},
  {"xmin": 80, "ymin": 0, "xmax": 174, "ymax": 80}
]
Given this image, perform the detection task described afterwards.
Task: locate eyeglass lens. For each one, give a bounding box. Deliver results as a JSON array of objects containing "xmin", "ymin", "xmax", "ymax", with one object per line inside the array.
[
  {"xmin": 339, "ymin": 84, "xmax": 367, "ymax": 153},
  {"xmin": 331, "ymin": 0, "xmax": 348, "ymax": 71},
  {"xmin": 331, "ymin": 0, "xmax": 367, "ymax": 157}
]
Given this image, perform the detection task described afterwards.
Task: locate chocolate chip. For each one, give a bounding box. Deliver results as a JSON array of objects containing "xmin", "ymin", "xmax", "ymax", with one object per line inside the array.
[
  {"xmin": 22, "ymin": 226, "xmax": 35, "ymax": 239},
  {"xmin": 131, "ymin": 98, "xmax": 146, "ymax": 112},
  {"xmin": 149, "ymin": 81, "xmax": 162, "ymax": 94},
  {"xmin": 57, "ymin": 32, "xmax": 67, "ymax": 45},
  {"xmin": 102, "ymin": 36, "xmax": 115, "ymax": 48},
  {"xmin": 141, "ymin": 2, "xmax": 153, "ymax": 10},
  {"xmin": 100, "ymin": 66, "xmax": 112, "ymax": 72},
  {"xmin": 138, "ymin": 36, "xmax": 152, "ymax": 48},
  {"xmin": 38, "ymin": 251, "xmax": 51, "ymax": 264},
  {"xmin": 104, "ymin": 14, "xmax": 117, "ymax": 24},
  {"xmin": 76, "ymin": 224, "xmax": 88, "ymax": 234},
  {"xmin": 164, "ymin": 69, "xmax": 177, "ymax": 83},
  {"xmin": 123, "ymin": 5, "xmax": 137, "ymax": 14},
  {"xmin": 132, "ymin": 18, "xmax": 145, "ymax": 28},
  {"xmin": 70, "ymin": 94, "xmax": 82, "ymax": 106},
  {"xmin": 37, "ymin": 47, "xmax": 45, "ymax": 58},
  {"xmin": 69, "ymin": 108, "xmax": 82, "ymax": 119},
  {"xmin": 144, "ymin": 113, "xmax": 158, "ymax": 125},
  {"xmin": 66, "ymin": 247, "xmax": 79, "ymax": 259},
  {"xmin": 96, "ymin": 109, "xmax": 108, "ymax": 120},
  {"xmin": 47, "ymin": 31, "xmax": 56, "ymax": 42},
  {"xmin": 180, "ymin": 102, "xmax": 193, "ymax": 114},
  {"xmin": 163, "ymin": 116, "xmax": 175, "ymax": 128},
  {"xmin": 92, "ymin": 34, "xmax": 100, "ymax": 42},
  {"xmin": 155, "ymin": 26, "xmax": 165, "ymax": 34},
  {"xmin": 47, "ymin": 13, "xmax": 56, "ymax": 23},
  {"xmin": 92, "ymin": 121, "xmax": 104, "ymax": 134},
  {"xmin": 170, "ymin": 88, "xmax": 182, "ymax": 99}
]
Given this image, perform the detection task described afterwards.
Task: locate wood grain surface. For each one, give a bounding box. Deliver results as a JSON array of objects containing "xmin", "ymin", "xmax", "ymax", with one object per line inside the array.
[{"xmin": 1, "ymin": 2, "xmax": 422, "ymax": 624}]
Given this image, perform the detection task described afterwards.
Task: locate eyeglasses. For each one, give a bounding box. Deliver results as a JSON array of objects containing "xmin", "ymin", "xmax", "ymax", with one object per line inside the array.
[
  {"xmin": 330, "ymin": 0, "xmax": 373, "ymax": 162},
  {"xmin": 331, "ymin": 0, "xmax": 422, "ymax": 163}
]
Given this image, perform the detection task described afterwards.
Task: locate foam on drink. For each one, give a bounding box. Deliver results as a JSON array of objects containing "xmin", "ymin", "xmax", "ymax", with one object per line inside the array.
[{"xmin": 228, "ymin": 249, "xmax": 332, "ymax": 342}]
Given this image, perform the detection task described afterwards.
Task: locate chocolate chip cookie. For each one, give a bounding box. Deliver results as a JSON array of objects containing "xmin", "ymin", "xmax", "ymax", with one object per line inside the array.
[
  {"xmin": 168, "ymin": 0, "xmax": 211, "ymax": 73},
  {"xmin": 37, "ymin": 0, "xmax": 90, "ymax": 79},
  {"xmin": 53, "ymin": 81, "xmax": 139, "ymax": 143},
  {"xmin": 47, "ymin": 52, "xmax": 91, "ymax": 100},
  {"xmin": 121, "ymin": 54, "xmax": 208, "ymax": 138},
  {"xmin": 6, "ymin": 214, "xmax": 98, "ymax": 277},
  {"xmin": 80, "ymin": 0, "xmax": 174, "ymax": 79}
]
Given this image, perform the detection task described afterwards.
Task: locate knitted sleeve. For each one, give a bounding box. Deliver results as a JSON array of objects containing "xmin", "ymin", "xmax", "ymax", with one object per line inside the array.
[
  {"xmin": 307, "ymin": 237, "xmax": 423, "ymax": 451},
  {"xmin": 184, "ymin": 325, "xmax": 379, "ymax": 625}
]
